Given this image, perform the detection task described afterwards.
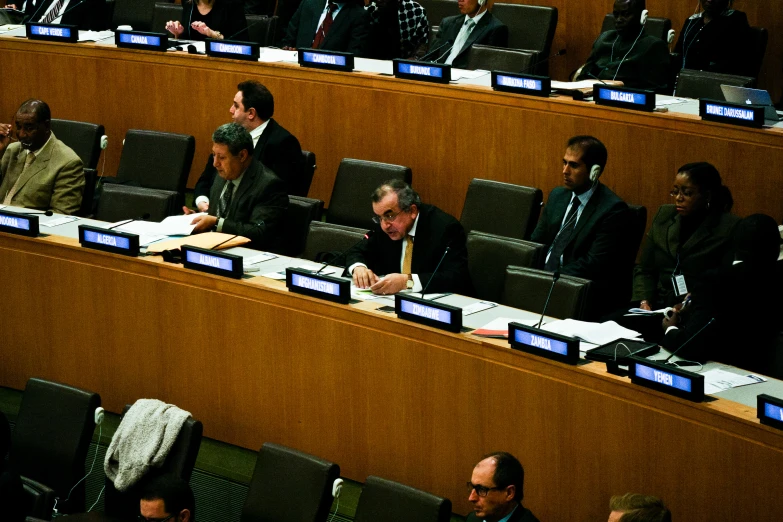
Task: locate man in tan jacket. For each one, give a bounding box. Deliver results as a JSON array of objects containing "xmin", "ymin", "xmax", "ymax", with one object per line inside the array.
[{"xmin": 0, "ymin": 99, "xmax": 84, "ymax": 215}]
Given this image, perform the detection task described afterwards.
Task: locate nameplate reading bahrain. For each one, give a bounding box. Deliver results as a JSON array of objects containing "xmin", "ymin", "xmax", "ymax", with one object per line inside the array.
[
  {"xmin": 492, "ymin": 72, "xmax": 551, "ymax": 98},
  {"xmin": 628, "ymin": 356, "xmax": 705, "ymax": 402},
  {"xmin": 115, "ymin": 30, "xmax": 169, "ymax": 52},
  {"xmin": 593, "ymin": 85, "xmax": 655, "ymax": 112},
  {"xmin": 181, "ymin": 245, "xmax": 243, "ymax": 279},
  {"xmin": 78, "ymin": 224, "xmax": 140, "ymax": 257},
  {"xmin": 286, "ymin": 267, "xmax": 351, "ymax": 304},
  {"xmin": 0, "ymin": 209, "xmax": 39, "ymax": 238},
  {"xmin": 699, "ymin": 99, "xmax": 765, "ymax": 128},
  {"xmin": 394, "ymin": 294, "xmax": 462, "ymax": 333},
  {"xmin": 26, "ymin": 22, "xmax": 78, "ymax": 43},
  {"xmin": 206, "ymin": 39, "xmax": 259, "ymax": 61},
  {"xmin": 757, "ymin": 394, "xmax": 783, "ymax": 431},
  {"xmin": 393, "ymin": 59, "xmax": 451, "ymax": 84},
  {"xmin": 508, "ymin": 322, "xmax": 580, "ymax": 365},
  {"xmin": 298, "ymin": 49, "xmax": 354, "ymax": 72}
]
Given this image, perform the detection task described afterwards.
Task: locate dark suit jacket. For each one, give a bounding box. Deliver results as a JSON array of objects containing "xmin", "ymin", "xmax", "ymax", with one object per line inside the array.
[
  {"xmin": 195, "ymin": 119, "xmax": 305, "ymax": 200},
  {"xmin": 26, "ymin": 0, "xmax": 103, "ymax": 29},
  {"xmin": 207, "ymin": 161, "xmax": 288, "ymax": 250},
  {"xmin": 282, "ymin": 0, "xmax": 370, "ymax": 55},
  {"xmin": 674, "ymin": 10, "xmax": 752, "ymax": 76},
  {"xmin": 465, "ymin": 504, "xmax": 540, "ymax": 522},
  {"xmin": 531, "ymin": 183, "xmax": 629, "ymax": 316},
  {"xmin": 182, "ymin": 0, "xmax": 248, "ymax": 41},
  {"xmin": 344, "ymin": 203, "xmax": 471, "ymax": 294},
  {"xmin": 431, "ymin": 12, "xmax": 508, "ymax": 69}
]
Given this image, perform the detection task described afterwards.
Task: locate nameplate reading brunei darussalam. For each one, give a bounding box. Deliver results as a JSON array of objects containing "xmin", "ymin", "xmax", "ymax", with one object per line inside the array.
[
  {"xmin": 115, "ymin": 30, "xmax": 169, "ymax": 51},
  {"xmin": 298, "ymin": 49, "xmax": 354, "ymax": 72},
  {"xmin": 593, "ymin": 84, "xmax": 655, "ymax": 112},
  {"xmin": 393, "ymin": 59, "xmax": 451, "ymax": 84},
  {"xmin": 508, "ymin": 322, "xmax": 580, "ymax": 365},
  {"xmin": 206, "ymin": 39, "xmax": 259, "ymax": 61},
  {"xmin": 182, "ymin": 245, "xmax": 243, "ymax": 279},
  {"xmin": 395, "ymin": 294, "xmax": 462, "ymax": 333},
  {"xmin": 78, "ymin": 224, "xmax": 140, "ymax": 257},
  {"xmin": 699, "ymin": 99, "xmax": 765, "ymax": 128},
  {"xmin": 26, "ymin": 23, "xmax": 78, "ymax": 43},
  {"xmin": 0, "ymin": 209, "xmax": 39, "ymax": 237},
  {"xmin": 286, "ymin": 267, "xmax": 351, "ymax": 304},
  {"xmin": 628, "ymin": 356, "xmax": 705, "ymax": 402},
  {"xmin": 492, "ymin": 72, "xmax": 551, "ymax": 98},
  {"xmin": 758, "ymin": 394, "xmax": 783, "ymax": 431}
]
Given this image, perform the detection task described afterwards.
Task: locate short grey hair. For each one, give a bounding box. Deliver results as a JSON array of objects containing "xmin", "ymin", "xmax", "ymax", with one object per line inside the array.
[
  {"xmin": 371, "ymin": 179, "xmax": 421, "ymax": 211},
  {"xmin": 212, "ymin": 123, "xmax": 253, "ymax": 157}
]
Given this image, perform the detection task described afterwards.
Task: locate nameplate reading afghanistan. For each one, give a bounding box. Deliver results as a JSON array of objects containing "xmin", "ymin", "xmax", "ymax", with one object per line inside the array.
[{"xmin": 286, "ymin": 267, "xmax": 352, "ymax": 304}]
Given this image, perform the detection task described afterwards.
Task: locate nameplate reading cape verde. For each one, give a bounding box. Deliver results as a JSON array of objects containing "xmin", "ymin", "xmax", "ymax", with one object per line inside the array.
[
  {"xmin": 182, "ymin": 245, "xmax": 243, "ymax": 279},
  {"xmin": 0, "ymin": 209, "xmax": 39, "ymax": 238},
  {"xmin": 393, "ymin": 59, "xmax": 450, "ymax": 84},
  {"xmin": 286, "ymin": 267, "xmax": 351, "ymax": 304},
  {"xmin": 492, "ymin": 72, "xmax": 551, "ymax": 97},
  {"xmin": 593, "ymin": 85, "xmax": 655, "ymax": 112},
  {"xmin": 298, "ymin": 49, "xmax": 354, "ymax": 72},
  {"xmin": 699, "ymin": 99, "xmax": 765, "ymax": 128},
  {"xmin": 115, "ymin": 30, "xmax": 168, "ymax": 51},
  {"xmin": 206, "ymin": 39, "xmax": 259, "ymax": 61},
  {"xmin": 508, "ymin": 322, "xmax": 580, "ymax": 365},
  {"xmin": 628, "ymin": 356, "xmax": 704, "ymax": 402},
  {"xmin": 394, "ymin": 294, "xmax": 462, "ymax": 333},
  {"xmin": 78, "ymin": 225, "xmax": 139, "ymax": 257},
  {"xmin": 26, "ymin": 22, "xmax": 78, "ymax": 43},
  {"xmin": 757, "ymin": 394, "xmax": 783, "ymax": 431}
]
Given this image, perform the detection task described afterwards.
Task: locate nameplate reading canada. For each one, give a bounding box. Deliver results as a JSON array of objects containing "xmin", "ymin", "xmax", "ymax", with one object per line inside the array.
[
  {"xmin": 286, "ymin": 267, "xmax": 351, "ymax": 304},
  {"xmin": 395, "ymin": 294, "xmax": 462, "ymax": 333},
  {"xmin": 0, "ymin": 209, "xmax": 39, "ymax": 238},
  {"xmin": 115, "ymin": 30, "xmax": 169, "ymax": 51},
  {"xmin": 298, "ymin": 49, "xmax": 354, "ymax": 72},
  {"xmin": 182, "ymin": 245, "xmax": 243, "ymax": 279},
  {"xmin": 78, "ymin": 225, "xmax": 140, "ymax": 257},
  {"xmin": 699, "ymin": 99, "xmax": 765, "ymax": 128},
  {"xmin": 26, "ymin": 23, "xmax": 78, "ymax": 43},
  {"xmin": 594, "ymin": 85, "xmax": 655, "ymax": 112},
  {"xmin": 207, "ymin": 39, "xmax": 259, "ymax": 61},
  {"xmin": 393, "ymin": 59, "xmax": 450, "ymax": 84},
  {"xmin": 492, "ymin": 72, "xmax": 551, "ymax": 97},
  {"xmin": 628, "ymin": 356, "xmax": 704, "ymax": 402},
  {"xmin": 757, "ymin": 394, "xmax": 783, "ymax": 431},
  {"xmin": 508, "ymin": 322, "xmax": 580, "ymax": 365}
]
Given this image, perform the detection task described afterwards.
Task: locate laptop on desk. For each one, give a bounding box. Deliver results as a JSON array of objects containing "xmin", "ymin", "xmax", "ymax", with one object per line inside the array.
[{"xmin": 720, "ymin": 85, "xmax": 782, "ymax": 123}]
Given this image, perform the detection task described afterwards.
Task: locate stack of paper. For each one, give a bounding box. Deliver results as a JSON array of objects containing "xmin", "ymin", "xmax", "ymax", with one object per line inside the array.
[{"xmin": 540, "ymin": 319, "xmax": 641, "ymax": 345}]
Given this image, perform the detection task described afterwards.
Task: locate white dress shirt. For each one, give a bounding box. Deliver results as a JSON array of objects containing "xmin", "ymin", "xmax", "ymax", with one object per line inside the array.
[{"xmin": 445, "ymin": 8, "xmax": 487, "ymax": 65}]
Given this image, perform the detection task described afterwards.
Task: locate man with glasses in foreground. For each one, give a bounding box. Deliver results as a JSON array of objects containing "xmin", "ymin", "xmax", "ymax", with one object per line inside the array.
[
  {"xmin": 466, "ymin": 452, "xmax": 539, "ymax": 522},
  {"xmin": 139, "ymin": 475, "xmax": 194, "ymax": 522},
  {"xmin": 345, "ymin": 179, "xmax": 470, "ymax": 295}
]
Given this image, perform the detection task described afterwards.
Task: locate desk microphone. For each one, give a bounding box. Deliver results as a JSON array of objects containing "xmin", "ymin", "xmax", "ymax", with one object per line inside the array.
[
  {"xmin": 536, "ymin": 270, "xmax": 560, "ymax": 328},
  {"xmin": 584, "ymin": 71, "xmax": 609, "ymax": 85},
  {"xmin": 18, "ymin": 210, "xmax": 54, "ymax": 217},
  {"xmin": 420, "ymin": 39, "xmax": 454, "ymax": 62},
  {"xmin": 663, "ymin": 317, "xmax": 715, "ymax": 365},
  {"xmin": 105, "ymin": 213, "xmax": 150, "ymax": 230},
  {"xmin": 520, "ymin": 48, "xmax": 566, "ymax": 74},
  {"xmin": 316, "ymin": 230, "xmax": 373, "ymax": 275},
  {"xmin": 420, "ymin": 246, "xmax": 450, "ymax": 298}
]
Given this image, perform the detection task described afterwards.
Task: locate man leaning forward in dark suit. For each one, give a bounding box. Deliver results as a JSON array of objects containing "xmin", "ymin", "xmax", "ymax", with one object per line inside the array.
[
  {"xmin": 192, "ymin": 80, "xmax": 304, "ymax": 212},
  {"xmin": 282, "ymin": 0, "xmax": 370, "ymax": 55},
  {"xmin": 186, "ymin": 123, "xmax": 288, "ymax": 251},
  {"xmin": 426, "ymin": 0, "xmax": 507, "ymax": 69},
  {"xmin": 531, "ymin": 135, "xmax": 629, "ymax": 317},
  {"xmin": 345, "ymin": 180, "xmax": 470, "ymax": 295},
  {"xmin": 466, "ymin": 452, "xmax": 539, "ymax": 522}
]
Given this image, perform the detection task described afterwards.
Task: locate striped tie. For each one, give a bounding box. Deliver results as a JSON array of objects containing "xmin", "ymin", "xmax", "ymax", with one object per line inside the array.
[{"xmin": 41, "ymin": 0, "xmax": 65, "ymax": 24}]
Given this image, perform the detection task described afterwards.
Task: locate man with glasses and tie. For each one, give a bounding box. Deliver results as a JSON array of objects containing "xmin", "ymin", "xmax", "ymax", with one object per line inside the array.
[
  {"xmin": 530, "ymin": 136, "xmax": 629, "ymax": 318},
  {"xmin": 346, "ymin": 179, "xmax": 470, "ymax": 295},
  {"xmin": 187, "ymin": 123, "xmax": 288, "ymax": 251},
  {"xmin": 466, "ymin": 452, "xmax": 539, "ymax": 522},
  {"xmin": 0, "ymin": 99, "xmax": 84, "ymax": 215},
  {"xmin": 139, "ymin": 474, "xmax": 194, "ymax": 522},
  {"xmin": 281, "ymin": 0, "xmax": 370, "ymax": 55},
  {"xmin": 427, "ymin": 0, "xmax": 507, "ymax": 68}
]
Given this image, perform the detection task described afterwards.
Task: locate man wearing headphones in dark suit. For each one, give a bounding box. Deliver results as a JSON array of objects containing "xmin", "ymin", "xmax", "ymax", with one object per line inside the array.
[
  {"xmin": 531, "ymin": 136, "xmax": 629, "ymax": 318},
  {"xmin": 281, "ymin": 0, "xmax": 370, "ymax": 55},
  {"xmin": 465, "ymin": 452, "xmax": 539, "ymax": 522},
  {"xmin": 426, "ymin": 0, "xmax": 507, "ymax": 68}
]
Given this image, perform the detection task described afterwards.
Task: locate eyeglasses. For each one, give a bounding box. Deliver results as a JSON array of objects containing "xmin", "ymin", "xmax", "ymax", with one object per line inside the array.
[
  {"xmin": 466, "ymin": 481, "xmax": 503, "ymax": 497},
  {"xmin": 138, "ymin": 515, "xmax": 175, "ymax": 522},
  {"xmin": 372, "ymin": 209, "xmax": 406, "ymax": 225},
  {"xmin": 669, "ymin": 188, "xmax": 698, "ymax": 199}
]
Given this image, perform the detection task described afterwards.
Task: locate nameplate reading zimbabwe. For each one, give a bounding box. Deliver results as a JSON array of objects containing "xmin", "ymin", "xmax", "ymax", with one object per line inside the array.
[
  {"xmin": 0, "ymin": 209, "xmax": 39, "ymax": 237},
  {"xmin": 492, "ymin": 72, "xmax": 551, "ymax": 98},
  {"xmin": 508, "ymin": 322, "xmax": 580, "ymax": 365},
  {"xmin": 78, "ymin": 225, "xmax": 139, "ymax": 257},
  {"xmin": 286, "ymin": 267, "xmax": 351, "ymax": 304},
  {"xmin": 594, "ymin": 84, "xmax": 655, "ymax": 112},
  {"xmin": 699, "ymin": 99, "xmax": 765, "ymax": 128},
  {"xmin": 115, "ymin": 30, "xmax": 168, "ymax": 52},
  {"xmin": 298, "ymin": 49, "xmax": 354, "ymax": 72},
  {"xmin": 26, "ymin": 23, "xmax": 78, "ymax": 43},
  {"xmin": 206, "ymin": 39, "xmax": 259, "ymax": 61},
  {"xmin": 628, "ymin": 356, "xmax": 705, "ymax": 402},
  {"xmin": 393, "ymin": 59, "xmax": 450, "ymax": 84},
  {"xmin": 182, "ymin": 245, "xmax": 243, "ymax": 279},
  {"xmin": 757, "ymin": 394, "xmax": 783, "ymax": 431},
  {"xmin": 395, "ymin": 294, "xmax": 462, "ymax": 333}
]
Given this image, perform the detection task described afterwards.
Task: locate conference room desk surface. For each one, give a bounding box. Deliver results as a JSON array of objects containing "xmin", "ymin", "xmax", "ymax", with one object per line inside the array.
[{"xmin": 2, "ymin": 207, "xmax": 783, "ymax": 521}]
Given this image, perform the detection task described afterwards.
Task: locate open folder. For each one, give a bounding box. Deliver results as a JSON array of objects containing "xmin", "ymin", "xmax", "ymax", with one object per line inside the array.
[{"xmin": 145, "ymin": 232, "xmax": 250, "ymax": 253}]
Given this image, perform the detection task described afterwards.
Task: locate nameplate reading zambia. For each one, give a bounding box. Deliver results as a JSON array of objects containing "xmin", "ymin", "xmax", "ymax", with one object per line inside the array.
[
  {"xmin": 115, "ymin": 30, "xmax": 169, "ymax": 52},
  {"xmin": 206, "ymin": 39, "xmax": 259, "ymax": 61},
  {"xmin": 26, "ymin": 22, "xmax": 78, "ymax": 43},
  {"xmin": 395, "ymin": 294, "xmax": 462, "ymax": 333},
  {"xmin": 594, "ymin": 85, "xmax": 655, "ymax": 112},
  {"xmin": 393, "ymin": 59, "xmax": 450, "ymax": 84},
  {"xmin": 508, "ymin": 322, "xmax": 580, "ymax": 365},
  {"xmin": 298, "ymin": 49, "xmax": 354, "ymax": 72},
  {"xmin": 0, "ymin": 209, "xmax": 39, "ymax": 238},
  {"xmin": 78, "ymin": 225, "xmax": 140, "ymax": 257},
  {"xmin": 699, "ymin": 99, "xmax": 765, "ymax": 128},
  {"xmin": 628, "ymin": 356, "xmax": 705, "ymax": 402},
  {"xmin": 286, "ymin": 267, "xmax": 351, "ymax": 304},
  {"xmin": 182, "ymin": 245, "xmax": 243, "ymax": 279},
  {"xmin": 757, "ymin": 394, "xmax": 783, "ymax": 431},
  {"xmin": 492, "ymin": 72, "xmax": 551, "ymax": 98}
]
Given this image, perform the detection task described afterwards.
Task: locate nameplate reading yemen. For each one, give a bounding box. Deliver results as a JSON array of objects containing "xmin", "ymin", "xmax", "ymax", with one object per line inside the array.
[
  {"xmin": 594, "ymin": 85, "xmax": 655, "ymax": 111},
  {"xmin": 78, "ymin": 225, "xmax": 140, "ymax": 257},
  {"xmin": 508, "ymin": 322, "xmax": 579, "ymax": 365},
  {"xmin": 286, "ymin": 267, "xmax": 351, "ymax": 304},
  {"xmin": 492, "ymin": 72, "xmax": 550, "ymax": 97},
  {"xmin": 393, "ymin": 59, "xmax": 450, "ymax": 84},
  {"xmin": 182, "ymin": 245, "xmax": 243, "ymax": 279},
  {"xmin": 699, "ymin": 99, "xmax": 765, "ymax": 128},
  {"xmin": 115, "ymin": 31, "xmax": 168, "ymax": 51},
  {"xmin": 394, "ymin": 294, "xmax": 462, "ymax": 333},
  {"xmin": 628, "ymin": 356, "xmax": 704, "ymax": 402},
  {"xmin": 758, "ymin": 394, "xmax": 783, "ymax": 430},
  {"xmin": 298, "ymin": 49, "xmax": 354, "ymax": 71},
  {"xmin": 0, "ymin": 210, "xmax": 38, "ymax": 237},
  {"xmin": 207, "ymin": 39, "xmax": 259, "ymax": 61}
]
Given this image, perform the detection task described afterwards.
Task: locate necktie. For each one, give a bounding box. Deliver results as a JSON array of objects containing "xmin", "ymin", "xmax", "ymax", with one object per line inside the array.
[
  {"xmin": 544, "ymin": 197, "xmax": 581, "ymax": 272},
  {"xmin": 41, "ymin": 0, "xmax": 65, "ymax": 24},
  {"xmin": 4, "ymin": 152, "xmax": 36, "ymax": 205},
  {"xmin": 402, "ymin": 234, "xmax": 414, "ymax": 274},
  {"xmin": 312, "ymin": 2, "xmax": 338, "ymax": 49},
  {"xmin": 445, "ymin": 17, "xmax": 476, "ymax": 65},
  {"xmin": 218, "ymin": 180, "xmax": 234, "ymax": 219}
]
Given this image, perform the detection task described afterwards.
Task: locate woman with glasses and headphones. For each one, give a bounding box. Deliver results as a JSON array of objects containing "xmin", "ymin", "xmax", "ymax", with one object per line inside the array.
[{"xmin": 166, "ymin": 0, "xmax": 248, "ymax": 42}]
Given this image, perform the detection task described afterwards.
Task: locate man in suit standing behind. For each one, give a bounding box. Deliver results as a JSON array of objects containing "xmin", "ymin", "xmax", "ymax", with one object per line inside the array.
[
  {"xmin": 466, "ymin": 452, "xmax": 539, "ymax": 522},
  {"xmin": 531, "ymin": 136, "xmax": 629, "ymax": 317},
  {"xmin": 282, "ymin": 0, "xmax": 370, "ymax": 55},
  {"xmin": 345, "ymin": 180, "xmax": 471, "ymax": 295},
  {"xmin": 426, "ymin": 0, "xmax": 507, "ymax": 68}
]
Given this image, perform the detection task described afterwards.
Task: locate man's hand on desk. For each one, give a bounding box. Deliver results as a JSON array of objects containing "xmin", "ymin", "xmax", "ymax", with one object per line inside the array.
[
  {"xmin": 352, "ymin": 266, "xmax": 379, "ymax": 289},
  {"xmin": 369, "ymin": 273, "xmax": 408, "ymax": 295},
  {"xmin": 191, "ymin": 214, "xmax": 217, "ymax": 233}
]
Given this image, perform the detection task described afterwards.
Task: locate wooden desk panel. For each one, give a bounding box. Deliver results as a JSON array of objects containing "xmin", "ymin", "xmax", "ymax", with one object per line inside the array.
[{"xmin": 1, "ymin": 232, "xmax": 782, "ymax": 520}]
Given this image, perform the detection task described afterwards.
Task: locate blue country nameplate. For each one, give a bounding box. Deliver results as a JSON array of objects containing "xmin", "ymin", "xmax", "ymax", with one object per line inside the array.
[
  {"xmin": 298, "ymin": 49, "xmax": 354, "ymax": 72},
  {"xmin": 395, "ymin": 294, "xmax": 462, "ymax": 333},
  {"xmin": 594, "ymin": 84, "xmax": 655, "ymax": 112},
  {"xmin": 286, "ymin": 267, "xmax": 351, "ymax": 304},
  {"xmin": 78, "ymin": 224, "xmax": 139, "ymax": 257},
  {"xmin": 699, "ymin": 99, "xmax": 765, "ymax": 128},
  {"xmin": 182, "ymin": 245, "xmax": 243, "ymax": 279},
  {"xmin": 26, "ymin": 22, "xmax": 78, "ymax": 43},
  {"xmin": 628, "ymin": 356, "xmax": 705, "ymax": 402},
  {"xmin": 492, "ymin": 71, "xmax": 551, "ymax": 97},
  {"xmin": 757, "ymin": 394, "xmax": 783, "ymax": 431},
  {"xmin": 508, "ymin": 322, "xmax": 580, "ymax": 365},
  {"xmin": 207, "ymin": 39, "xmax": 260, "ymax": 61},
  {"xmin": 0, "ymin": 209, "xmax": 39, "ymax": 237},
  {"xmin": 393, "ymin": 59, "xmax": 451, "ymax": 84},
  {"xmin": 115, "ymin": 30, "xmax": 169, "ymax": 51}
]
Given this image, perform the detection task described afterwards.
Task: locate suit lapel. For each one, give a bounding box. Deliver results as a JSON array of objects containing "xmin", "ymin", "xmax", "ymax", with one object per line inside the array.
[
  {"xmin": 253, "ymin": 121, "xmax": 273, "ymax": 161},
  {"xmin": 570, "ymin": 192, "xmax": 599, "ymax": 245},
  {"xmin": 11, "ymin": 137, "xmax": 54, "ymax": 198},
  {"xmin": 229, "ymin": 164, "xmax": 258, "ymax": 215},
  {"xmin": 666, "ymin": 212, "xmax": 680, "ymax": 257},
  {"xmin": 323, "ymin": 4, "xmax": 351, "ymax": 46}
]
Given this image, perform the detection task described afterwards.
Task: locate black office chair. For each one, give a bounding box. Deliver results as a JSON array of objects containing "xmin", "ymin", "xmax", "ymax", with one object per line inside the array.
[
  {"xmin": 241, "ymin": 443, "xmax": 340, "ymax": 522},
  {"xmin": 246, "ymin": 14, "xmax": 278, "ymax": 46},
  {"xmin": 502, "ymin": 266, "xmax": 591, "ymax": 320},
  {"xmin": 326, "ymin": 159, "xmax": 412, "ymax": 229},
  {"xmin": 491, "ymin": 4, "xmax": 558, "ymax": 74},
  {"xmin": 297, "ymin": 150, "xmax": 317, "ymax": 198},
  {"xmin": 418, "ymin": 0, "xmax": 456, "ymax": 29},
  {"xmin": 626, "ymin": 205, "xmax": 647, "ymax": 263},
  {"xmin": 353, "ymin": 476, "xmax": 452, "ymax": 522},
  {"xmin": 300, "ymin": 221, "xmax": 369, "ymax": 264},
  {"xmin": 747, "ymin": 26, "xmax": 769, "ymax": 81},
  {"xmin": 280, "ymin": 196, "xmax": 324, "ymax": 257},
  {"xmin": 468, "ymin": 231, "xmax": 543, "ymax": 303},
  {"xmin": 151, "ymin": 2, "xmax": 183, "ymax": 33},
  {"xmin": 674, "ymin": 69, "xmax": 755, "ymax": 100},
  {"xmin": 460, "ymin": 178, "xmax": 543, "ymax": 240},
  {"xmin": 51, "ymin": 119, "xmax": 105, "ymax": 217},
  {"xmin": 95, "ymin": 183, "xmax": 180, "ymax": 222},
  {"xmin": 9, "ymin": 378, "xmax": 101, "ymax": 518},
  {"xmin": 112, "ymin": 0, "xmax": 155, "ymax": 30},
  {"xmin": 465, "ymin": 45, "xmax": 539, "ymax": 73},
  {"xmin": 601, "ymin": 14, "xmax": 672, "ymax": 43}
]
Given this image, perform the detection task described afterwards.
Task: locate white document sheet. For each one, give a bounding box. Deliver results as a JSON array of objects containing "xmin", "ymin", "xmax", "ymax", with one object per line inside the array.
[
  {"xmin": 243, "ymin": 253, "xmax": 277, "ymax": 266},
  {"xmin": 258, "ymin": 48, "xmax": 298, "ymax": 63},
  {"xmin": 78, "ymin": 30, "xmax": 114, "ymax": 42},
  {"xmin": 40, "ymin": 216, "xmax": 79, "ymax": 227},
  {"xmin": 461, "ymin": 300, "xmax": 497, "ymax": 316},
  {"xmin": 114, "ymin": 214, "xmax": 205, "ymax": 237},
  {"xmin": 551, "ymin": 80, "xmax": 605, "ymax": 90},
  {"xmin": 451, "ymin": 69, "xmax": 490, "ymax": 81},
  {"xmin": 354, "ymin": 57, "xmax": 394, "ymax": 75},
  {"xmin": 702, "ymin": 369, "xmax": 767, "ymax": 395},
  {"xmin": 541, "ymin": 319, "xmax": 641, "ymax": 345}
]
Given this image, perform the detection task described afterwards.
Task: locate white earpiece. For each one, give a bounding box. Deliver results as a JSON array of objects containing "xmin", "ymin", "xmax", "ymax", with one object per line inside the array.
[
  {"xmin": 640, "ymin": 9, "xmax": 648, "ymax": 25},
  {"xmin": 100, "ymin": 135, "xmax": 108, "ymax": 150},
  {"xmin": 94, "ymin": 407, "xmax": 105, "ymax": 425},
  {"xmin": 590, "ymin": 165, "xmax": 602, "ymax": 183},
  {"xmin": 667, "ymin": 29, "xmax": 676, "ymax": 45},
  {"xmin": 332, "ymin": 478, "xmax": 344, "ymax": 498}
]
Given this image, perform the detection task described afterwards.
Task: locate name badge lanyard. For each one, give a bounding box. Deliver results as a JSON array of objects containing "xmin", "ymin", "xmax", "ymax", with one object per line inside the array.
[{"xmin": 671, "ymin": 252, "xmax": 688, "ymax": 297}]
